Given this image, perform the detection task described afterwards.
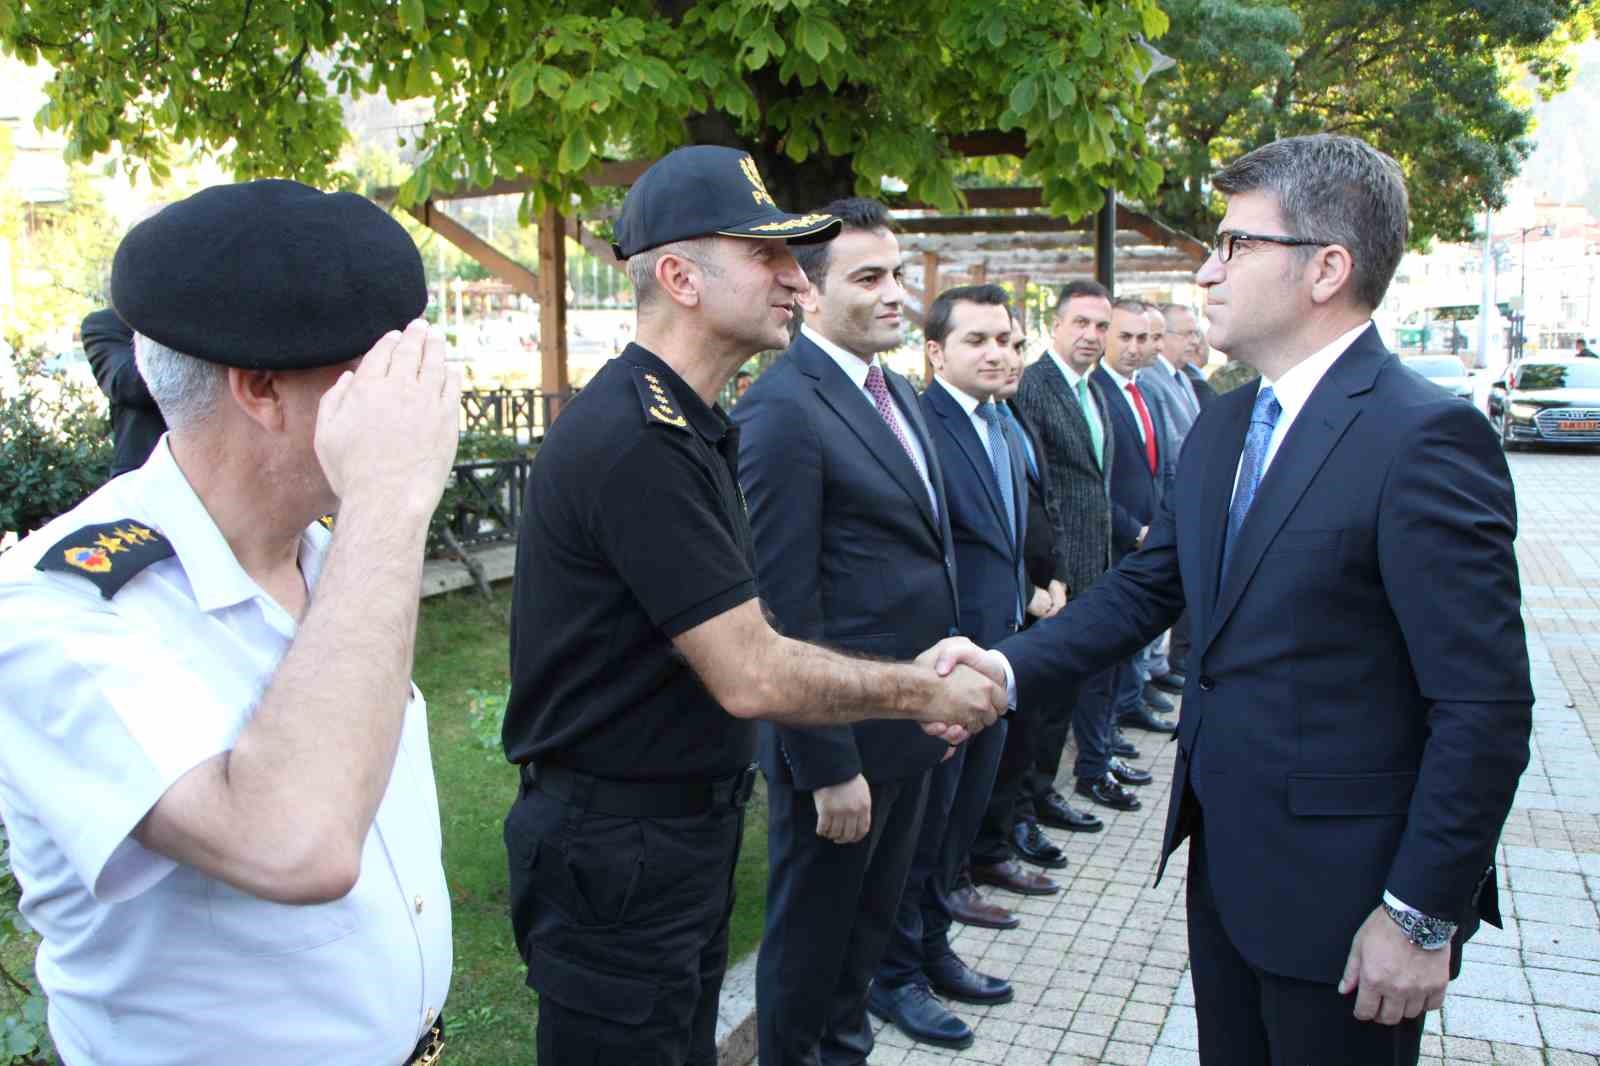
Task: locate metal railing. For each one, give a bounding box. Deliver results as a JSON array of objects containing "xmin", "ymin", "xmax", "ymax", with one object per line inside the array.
[
  {"xmin": 436, "ymin": 455, "xmax": 535, "ymax": 549},
  {"xmin": 459, "ymin": 388, "xmax": 575, "ymax": 441}
]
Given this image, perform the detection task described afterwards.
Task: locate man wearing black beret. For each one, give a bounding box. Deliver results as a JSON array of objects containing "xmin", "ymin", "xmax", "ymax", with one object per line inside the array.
[
  {"xmin": 502, "ymin": 145, "xmax": 1008, "ymax": 1065},
  {"xmin": 0, "ymin": 179, "xmax": 461, "ymax": 1065}
]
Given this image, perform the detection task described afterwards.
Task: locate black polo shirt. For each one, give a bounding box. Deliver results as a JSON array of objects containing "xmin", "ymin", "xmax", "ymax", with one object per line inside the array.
[{"xmin": 504, "ymin": 343, "xmax": 757, "ymax": 782}]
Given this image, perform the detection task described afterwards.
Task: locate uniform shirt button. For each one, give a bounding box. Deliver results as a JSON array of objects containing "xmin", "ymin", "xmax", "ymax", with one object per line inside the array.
[
  {"xmin": 415, "ymin": 894, "xmax": 425, "ymax": 914},
  {"xmin": 1198, "ymin": 675, "xmax": 1215, "ymax": 692},
  {"xmin": 425, "ymin": 1007, "xmax": 436, "ymax": 1025}
]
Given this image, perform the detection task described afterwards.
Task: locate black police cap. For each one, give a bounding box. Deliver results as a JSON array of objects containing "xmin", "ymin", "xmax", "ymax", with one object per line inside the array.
[
  {"xmin": 611, "ymin": 146, "xmax": 842, "ymax": 260},
  {"xmin": 111, "ymin": 179, "xmax": 427, "ymax": 370}
]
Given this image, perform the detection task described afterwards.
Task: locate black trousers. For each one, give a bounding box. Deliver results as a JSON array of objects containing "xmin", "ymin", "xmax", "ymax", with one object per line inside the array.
[
  {"xmin": 880, "ymin": 719, "xmax": 1007, "ymax": 985},
  {"xmin": 505, "ymin": 786, "xmax": 744, "ymax": 1066},
  {"xmin": 1187, "ymin": 824, "xmax": 1425, "ymax": 1066},
  {"xmin": 758, "ymin": 771, "xmax": 930, "ymax": 1066},
  {"xmin": 973, "ymin": 702, "xmax": 1035, "ymax": 865},
  {"xmin": 1069, "ymin": 665, "xmax": 1116, "ymax": 782}
]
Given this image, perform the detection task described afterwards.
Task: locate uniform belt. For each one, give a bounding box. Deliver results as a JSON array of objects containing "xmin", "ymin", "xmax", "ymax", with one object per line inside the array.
[
  {"xmin": 404, "ymin": 1015, "xmax": 444, "ymax": 1065},
  {"xmin": 520, "ymin": 761, "xmax": 759, "ymax": 818}
]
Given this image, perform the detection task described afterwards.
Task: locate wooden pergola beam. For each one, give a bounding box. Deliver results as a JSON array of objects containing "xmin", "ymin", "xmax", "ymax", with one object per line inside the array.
[
  {"xmin": 408, "ymin": 200, "xmax": 538, "ymax": 298},
  {"xmin": 538, "ymin": 205, "xmax": 569, "ymax": 415}
]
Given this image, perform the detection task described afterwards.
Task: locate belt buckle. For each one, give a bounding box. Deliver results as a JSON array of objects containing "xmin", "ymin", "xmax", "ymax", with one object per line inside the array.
[
  {"xmin": 416, "ymin": 1027, "xmax": 445, "ymax": 1066},
  {"xmin": 731, "ymin": 763, "xmax": 759, "ymax": 808}
]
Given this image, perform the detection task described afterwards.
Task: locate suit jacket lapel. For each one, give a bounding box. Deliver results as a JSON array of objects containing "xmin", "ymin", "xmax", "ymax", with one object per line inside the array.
[
  {"xmin": 798, "ymin": 339, "xmax": 939, "ymax": 537},
  {"xmin": 1044, "ymin": 359, "xmax": 1103, "ymax": 475},
  {"xmin": 930, "ymin": 384, "xmax": 1011, "ymax": 544},
  {"xmin": 1193, "ymin": 387, "xmax": 1255, "ymax": 646},
  {"xmin": 1200, "ymin": 334, "xmax": 1385, "ymax": 652},
  {"xmin": 888, "ymin": 369, "xmax": 945, "ymax": 537}
]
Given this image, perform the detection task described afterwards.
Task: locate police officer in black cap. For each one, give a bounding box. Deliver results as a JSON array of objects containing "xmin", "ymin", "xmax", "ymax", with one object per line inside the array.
[{"xmin": 503, "ymin": 146, "xmax": 1008, "ymax": 1065}]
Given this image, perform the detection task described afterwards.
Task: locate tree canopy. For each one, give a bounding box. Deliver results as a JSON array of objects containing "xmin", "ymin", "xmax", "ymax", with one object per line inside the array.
[
  {"xmin": 0, "ymin": 0, "xmax": 1168, "ymax": 220},
  {"xmin": 1143, "ymin": 0, "xmax": 1596, "ymax": 244}
]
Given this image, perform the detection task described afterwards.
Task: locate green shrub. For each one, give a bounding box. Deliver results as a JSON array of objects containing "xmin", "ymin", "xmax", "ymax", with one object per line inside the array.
[
  {"xmin": 0, "ymin": 824, "xmax": 50, "ymax": 1065},
  {"xmin": 0, "ymin": 349, "xmax": 112, "ymax": 537}
]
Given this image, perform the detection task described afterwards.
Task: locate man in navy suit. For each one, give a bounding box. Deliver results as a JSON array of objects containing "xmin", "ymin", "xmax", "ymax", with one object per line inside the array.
[
  {"xmin": 736, "ymin": 198, "xmax": 963, "ymax": 1066},
  {"xmin": 1086, "ymin": 300, "xmax": 1169, "ymax": 803},
  {"xmin": 871, "ymin": 285, "xmax": 1038, "ymax": 1050},
  {"xmin": 948, "ymin": 134, "xmax": 1532, "ymax": 1065}
]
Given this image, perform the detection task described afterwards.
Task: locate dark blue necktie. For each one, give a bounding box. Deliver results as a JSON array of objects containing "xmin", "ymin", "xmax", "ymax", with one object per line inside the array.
[
  {"xmin": 1221, "ymin": 385, "xmax": 1282, "ymax": 578},
  {"xmin": 975, "ymin": 403, "xmax": 1017, "ymax": 549}
]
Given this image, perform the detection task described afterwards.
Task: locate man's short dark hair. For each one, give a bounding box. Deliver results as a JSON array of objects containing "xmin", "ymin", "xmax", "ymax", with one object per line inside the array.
[
  {"xmin": 735, "ymin": 369, "xmax": 753, "ymax": 380},
  {"xmin": 1212, "ymin": 133, "xmax": 1408, "ymax": 311},
  {"xmin": 792, "ymin": 198, "xmax": 894, "ymax": 291},
  {"xmin": 1053, "ymin": 280, "xmax": 1111, "ymax": 318},
  {"xmin": 1111, "ymin": 296, "xmax": 1148, "ymax": 315},
  {"xmin": 926, "ymin": 284, "xmax": 1011, "ymax": 347}
]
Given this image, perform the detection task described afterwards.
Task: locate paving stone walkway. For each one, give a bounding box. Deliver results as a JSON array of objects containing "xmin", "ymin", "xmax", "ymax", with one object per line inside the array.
[{"xmin": 863, "ymin": 449, "xmax": 1600, "ymax": 1066}]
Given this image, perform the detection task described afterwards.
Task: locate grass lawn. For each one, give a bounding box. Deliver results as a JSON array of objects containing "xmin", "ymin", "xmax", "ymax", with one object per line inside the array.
[
  {"xmin": 0, "ymin": 582, "xmax": 768, "ymax": 1065},
  {"xmin": 411, "ymin": 582, "xmax": 770, "ymax": 1062}
]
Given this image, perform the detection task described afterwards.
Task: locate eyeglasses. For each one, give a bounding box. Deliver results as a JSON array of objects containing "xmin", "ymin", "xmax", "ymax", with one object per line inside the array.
[{"xmin": 1211, "ymin": 230, "xmax": 1333, "ymax": 263}]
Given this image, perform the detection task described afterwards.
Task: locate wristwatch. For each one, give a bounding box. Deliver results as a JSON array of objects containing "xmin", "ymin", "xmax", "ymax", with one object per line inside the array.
[{"xmin": 1381, "ymin": 896, "xmax": 1456, "ymax": 951}]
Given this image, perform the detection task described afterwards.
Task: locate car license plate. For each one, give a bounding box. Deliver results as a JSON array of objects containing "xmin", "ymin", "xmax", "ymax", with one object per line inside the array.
[{"xmin": 1560, "ymin": 420, "xmax": 1599, "ymax": 432}]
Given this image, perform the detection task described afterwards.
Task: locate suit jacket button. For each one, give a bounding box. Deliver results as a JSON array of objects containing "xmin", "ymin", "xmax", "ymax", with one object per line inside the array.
[{"xmin": 1198, "ymin": 675, "xmax": 1215, "ymax": 692}]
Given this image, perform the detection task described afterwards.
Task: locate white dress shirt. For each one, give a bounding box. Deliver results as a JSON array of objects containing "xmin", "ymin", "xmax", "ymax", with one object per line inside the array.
[
  {"xmin": 1230, "ymin": 320, "xmax": 1372, "ymax": 504},
  {"xmin": 803, "ymin": 324, "xmax": 937, "ymax": 515},
  {"xmin": 1096, "ymin": 361, "xmax": 1147, "ymax": 444},
  {"xmin": 0, "ymin": 440, "xmax": 452, "ymax": 1064},
  {"xmin": 1046, "ymin": 349, "xmax": 1105, "ymax": 446},
  {"xmin": 933, "ymin": 374, "xmax": 997, "ymax": 451}
]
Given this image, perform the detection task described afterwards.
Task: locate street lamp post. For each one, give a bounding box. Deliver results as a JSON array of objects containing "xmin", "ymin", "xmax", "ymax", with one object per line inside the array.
[{"xmin": 1516, "ymin": 223, "xmax": 1555, "ymax": 358}]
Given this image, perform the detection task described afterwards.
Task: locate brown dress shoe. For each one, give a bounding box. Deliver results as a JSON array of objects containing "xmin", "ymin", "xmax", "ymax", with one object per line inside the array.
[
  {"xmin": 943, "ymin": 880, "xmax": 1019, "ymax": 930},
  {"xmin": 971, "ymin": 859, "xmax": 1061, "ymax": 897}
]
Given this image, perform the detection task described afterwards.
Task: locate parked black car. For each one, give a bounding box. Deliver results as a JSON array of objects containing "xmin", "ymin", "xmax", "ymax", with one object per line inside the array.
[{"xmin": 1487, "ymin": 358, "xmax": 1600, "ymax": 449}]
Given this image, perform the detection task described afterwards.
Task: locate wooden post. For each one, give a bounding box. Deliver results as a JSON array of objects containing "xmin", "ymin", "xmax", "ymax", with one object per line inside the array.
[
  {"xmin": 922, "ymin": 252, "xmax": 941, "ymax": 385},
  {"xmin": 538, "ymin": 205, "xmax": 569, "ymax": 422},
  {"xmin": 1095, "ymin": 187, "xmax": 1116, "ymax": 294}
]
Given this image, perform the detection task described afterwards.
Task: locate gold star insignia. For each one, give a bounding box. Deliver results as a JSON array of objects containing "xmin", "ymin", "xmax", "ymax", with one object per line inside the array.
[{"xmin": 94, "ymin": 533, "xmax": 128, "ymax": 554}]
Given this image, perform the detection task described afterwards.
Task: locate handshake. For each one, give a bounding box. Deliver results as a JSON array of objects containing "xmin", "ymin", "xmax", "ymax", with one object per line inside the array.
[{"xmin": 910, "ymin": 637, "xmax": 1011, "ymax": 746}]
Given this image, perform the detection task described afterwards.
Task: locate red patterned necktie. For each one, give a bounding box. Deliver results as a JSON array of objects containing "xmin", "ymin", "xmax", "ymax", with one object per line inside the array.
[{"xmin": 1125, "ymin": 381, "xmax": 1159, "ymax": 476}]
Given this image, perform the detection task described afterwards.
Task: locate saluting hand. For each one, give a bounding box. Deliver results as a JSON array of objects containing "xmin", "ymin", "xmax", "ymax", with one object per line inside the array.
[{"xmin": 315, "ymin": 319, "xmax": 462, "ymax": 520}]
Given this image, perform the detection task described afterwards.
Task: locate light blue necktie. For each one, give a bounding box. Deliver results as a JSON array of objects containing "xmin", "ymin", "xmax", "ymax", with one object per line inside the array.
[
  {"xmin": 1221, "ymin": 385, "xmax": 1282, "ymax": 579},
  {"xmin": 975, "ymin": 403, "xmax": 1018, "ymax": 549}
]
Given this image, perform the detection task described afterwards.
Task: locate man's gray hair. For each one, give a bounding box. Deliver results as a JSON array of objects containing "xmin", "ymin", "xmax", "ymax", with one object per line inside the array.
[
  {"xmin": 1213, "ymin": 134, "xmax": 1408, "ymax": 311},
  {"xmin": 627, "ymin": 238, "xmax": 722, "ymax": 309},
  {"xmin": 133, "ymin": 333, "xmax": 227, "ymax": 430}
]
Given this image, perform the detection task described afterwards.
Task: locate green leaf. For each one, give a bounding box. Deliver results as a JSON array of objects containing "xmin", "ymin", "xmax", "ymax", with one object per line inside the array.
[
  {"xmin": 399, "ymin": 0, "xmax": 426, "ymax": 35},
  {"xmin": 557, "ymin": 128, "xmax": 591, "ymax": 172},
  {"xmin": 797, "ymin": 15, "xmax": 828, "ymax": 62},
  {"xmin": 508, "ymin": 66, "xmax": 535, "ymax": 109},
  {"xmin": 1009, "ymin": 75, "xmax": 1038, "ymax": 117},
  {"xmin": 537, "ymin": 66, "xmax": 571, "ymax": 98}
]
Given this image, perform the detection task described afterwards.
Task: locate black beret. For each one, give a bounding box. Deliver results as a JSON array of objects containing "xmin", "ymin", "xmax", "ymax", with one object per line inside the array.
[
  {"xmin": 111, "ymin": 179, "xmax": 427, "ymax": 370},
  {"xmin": 612, "ymin": 146, "xmax": 841, "ymax": 260}
]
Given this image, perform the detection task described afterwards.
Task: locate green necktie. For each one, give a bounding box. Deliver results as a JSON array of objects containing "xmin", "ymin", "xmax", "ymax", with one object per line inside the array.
[{"xmin": 1077, "ymin": 376, "xmax": 1105, "ymax": 468}]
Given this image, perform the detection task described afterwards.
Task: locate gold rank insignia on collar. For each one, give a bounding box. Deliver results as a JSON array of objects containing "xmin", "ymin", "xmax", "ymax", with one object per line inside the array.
[
  {"xmin": 35, "ymin": 519, "xmax": 174, "ymax": 599},
  {"xmin": 318, "ymin": 514, "xmax": 336, "ymax": 530},
  {"xmin": 633, "ymin": 367, "xmax": 690, "ymax": 430}
]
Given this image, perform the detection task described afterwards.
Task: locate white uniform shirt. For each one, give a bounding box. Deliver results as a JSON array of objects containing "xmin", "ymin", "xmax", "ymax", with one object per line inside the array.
[{"xmin": 0, "ymin": 440, "xmax": 452, "ymax": 1066}]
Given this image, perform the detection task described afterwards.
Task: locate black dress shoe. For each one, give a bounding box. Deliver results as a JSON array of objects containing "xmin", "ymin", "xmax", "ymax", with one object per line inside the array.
[
  {"xmin": 1119, "ymin": 704, "xmax": 1178, "ymax": 734},
  {"xmin": 1075, "ymin": 772, "xmax": 1142, "ymax": 811},
  {"xmin": 927, "ymin": 951, "xmax": 1014, "ymax": 1006},
  {"xmin": 867, "ymin": 982, "xmax": 974, "ymax": 1050},
  {"xmin": 1150, "ymin": 671, "xmax": 1186, "ymax": 694},
  {"xmin": 971, "ymin": 859, "xmax": 1060, "ymax": 896},
  {"xmin": 943, "ymin": 878, "xmax": 1019, "ymax": 930},
  {"xmin": 1110, "ymin": 731, "xmax": 1142, "ymax": 760},
  {"xmin": 1109, "ymin": 758, "xmax": 1153, "ymax": 786},
  {"xmin": 1011, "ymin": 818, "xmax": 1068, "ymax": 868},
  {"xmin": 1141, "ymin": 685, "xmax": 1177, "ymax": 712},
  {"xmin": 1033, "ymin": 791, "xmax": 1103, "ymax": 833}
]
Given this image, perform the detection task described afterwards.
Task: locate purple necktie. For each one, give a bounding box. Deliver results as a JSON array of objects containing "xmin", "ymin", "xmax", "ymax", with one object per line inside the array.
[{"xmin": 865, "ymin": 364, "xmax": 936, "ymax": 513}]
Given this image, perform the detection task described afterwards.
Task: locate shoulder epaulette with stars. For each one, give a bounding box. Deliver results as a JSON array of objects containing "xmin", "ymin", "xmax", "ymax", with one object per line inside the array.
[
  {"xmin": 35, "ymin": 520, "xmax": 174, "ymax": 599},
  {"xmin": 632, "ymin": 366, "xmax": 690, "ymax": 431}
]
